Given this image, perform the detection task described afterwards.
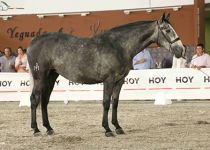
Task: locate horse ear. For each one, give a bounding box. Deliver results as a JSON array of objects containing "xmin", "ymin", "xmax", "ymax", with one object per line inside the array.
[
  {"xmin": 165, "ymin": 13, "xmax": 170, "ymax": 21},
  {"xmin": 161, "ymin": 13, "xmax": 166, "ymax": 22}
]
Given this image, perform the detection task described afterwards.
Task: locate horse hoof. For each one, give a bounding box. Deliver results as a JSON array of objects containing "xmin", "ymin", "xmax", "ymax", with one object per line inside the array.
[
  {"xmin": 33, "ymin": 131, "xmax": 41, "ymax": 137},
  {"xmin": 105, "ymin": 131, "xmax": 115, "ymax": 137},
  {"xmin": 116, "ymin": 128, "xmax": 125, "ymax": 135},
  {"xmin": 47, "ymin": 130, "xmax": 54, "ymax": 135}
]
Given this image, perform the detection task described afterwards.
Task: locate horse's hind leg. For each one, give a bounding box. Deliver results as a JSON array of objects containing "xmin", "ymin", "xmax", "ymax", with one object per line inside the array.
[
  {"xmin": 40, "ymin": 71, "xmax": 58, "ymax": 135},
  {"xmin": 112, "ymin": 78, "xmax": 125, "ymax": 135},
  {"xmin": 31, "ymin": 79, "xmax": 42, "ymax": 136},
  {"xmin": 102, "ymin": 80, "xmax": 114, "ymax": 137},
  {"xmin": 31, "ymin": 70, "xmax": 58, "ymax": 136}
]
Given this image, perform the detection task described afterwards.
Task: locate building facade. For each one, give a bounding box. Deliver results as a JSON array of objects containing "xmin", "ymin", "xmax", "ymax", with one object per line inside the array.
[{"xmin": 0, "ymin": 0, "xmax": 209, "ymax": 53}]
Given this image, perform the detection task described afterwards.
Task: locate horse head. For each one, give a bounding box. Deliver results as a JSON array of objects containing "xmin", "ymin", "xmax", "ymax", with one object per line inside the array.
[{"xmin": 156, "ymin": 13, "xmax": 186, "ymax": 58}]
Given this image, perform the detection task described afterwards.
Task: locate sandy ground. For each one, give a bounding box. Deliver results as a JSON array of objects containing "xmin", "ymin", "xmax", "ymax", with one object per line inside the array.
[{"xmin": 1, "ymin": 100, "xmax": 210, "ymax": 150}]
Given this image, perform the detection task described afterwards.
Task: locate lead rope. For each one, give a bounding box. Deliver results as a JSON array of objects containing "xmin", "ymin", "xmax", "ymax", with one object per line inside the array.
[
  {"xmin": 157, "ymin": 20, "xmax": 209, "ymax": 76},
  {"xmin": 156, "ymin": 21, "xmax": 159, "ymax": 46},
  {"xmin": 190, "ymin": 55, "xmax": 210, "ymax": 77}
]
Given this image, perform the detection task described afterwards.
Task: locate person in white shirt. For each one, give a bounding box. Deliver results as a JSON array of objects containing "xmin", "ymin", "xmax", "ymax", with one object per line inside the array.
[
  {"xmin": 172, "ymin": 45, "xmax": 187, "ymax": 101},
  {"xmin": 15, "ymin": 46, "xmax": 28, "ymax": 73},
  {"xmin": 190, "ymin": 43, "xmax": 210, "ymax": 69}
]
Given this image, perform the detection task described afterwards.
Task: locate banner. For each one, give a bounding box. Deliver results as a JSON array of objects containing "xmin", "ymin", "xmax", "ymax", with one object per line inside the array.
[{"xmin": 0, "ymin": 68, "xmax": 210, "ymax": 102}]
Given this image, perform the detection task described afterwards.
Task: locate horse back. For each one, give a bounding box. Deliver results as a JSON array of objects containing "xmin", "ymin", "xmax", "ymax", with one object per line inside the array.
[{"xmin": 27, "ymin": 32, "xmax": 129, "ymax": 83}]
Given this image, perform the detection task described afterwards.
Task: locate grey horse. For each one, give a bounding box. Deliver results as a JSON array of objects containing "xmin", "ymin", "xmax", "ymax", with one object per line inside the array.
[{"xmin": 27, "ymin": 13, "xmax": 185, "ymax": 137}]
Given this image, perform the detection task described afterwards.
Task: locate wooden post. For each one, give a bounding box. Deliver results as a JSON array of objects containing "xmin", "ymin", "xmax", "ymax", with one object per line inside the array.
[{"xmin": 194, "ymin": 0, "xmax": 205, "ymax": 46}]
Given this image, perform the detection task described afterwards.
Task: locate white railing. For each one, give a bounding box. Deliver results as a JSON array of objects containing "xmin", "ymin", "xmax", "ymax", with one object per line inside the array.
[{"xmin": 0, "ymin": 68, "xmax": 210, "ymax": 106}]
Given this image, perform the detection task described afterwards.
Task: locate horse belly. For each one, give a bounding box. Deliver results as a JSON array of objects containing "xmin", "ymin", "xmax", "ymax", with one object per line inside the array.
[
  {"xmin": 56, "ymin": 66, "xmax": 105, "ymax": 84},
  {"xmin": 76, "ymin": 76, "xmax": 103, "ymax": 84},
  {"xmin": 64, "ymin": 74, "xmax": 104, "ymax": 84}
]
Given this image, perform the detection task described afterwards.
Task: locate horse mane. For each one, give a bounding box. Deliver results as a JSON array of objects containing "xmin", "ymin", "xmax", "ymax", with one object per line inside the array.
[
  {"xmin": 109, "ymin": 20, "xmax": 155, "ymax": 32},
  {"xmin": 29, "ymin": 20, "xmax": 157, "ymax": 45}
]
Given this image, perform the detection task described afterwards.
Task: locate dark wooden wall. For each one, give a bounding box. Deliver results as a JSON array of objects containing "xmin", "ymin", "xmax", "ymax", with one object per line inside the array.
[{"xmin": 0, "ymin": 5, "xmax": 200, "ymax": 52}]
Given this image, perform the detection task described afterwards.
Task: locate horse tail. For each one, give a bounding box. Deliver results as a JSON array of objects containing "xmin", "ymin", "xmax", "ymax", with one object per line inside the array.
[
  {"xmin": 26, "ymin": 48, "xmax": 41, "ymax": 107},
  {"xmin": 27, "ymin": 63, "xmax": 34, "ymax": 95},
  {"xmin": 26, "ymin": 45, "xmax": 41, "ymax": 80}
]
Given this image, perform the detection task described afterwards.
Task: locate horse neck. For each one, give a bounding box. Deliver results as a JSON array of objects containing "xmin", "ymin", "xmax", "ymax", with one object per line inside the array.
[{"xmin": 110, "ymin": 21, "xmax": 157, "ymax": 59}]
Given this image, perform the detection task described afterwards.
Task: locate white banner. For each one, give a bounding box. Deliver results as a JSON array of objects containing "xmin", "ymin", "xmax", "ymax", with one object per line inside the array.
[{"xmin": 0, "ymin": 68, "xmax": 210, "ymax": 102}]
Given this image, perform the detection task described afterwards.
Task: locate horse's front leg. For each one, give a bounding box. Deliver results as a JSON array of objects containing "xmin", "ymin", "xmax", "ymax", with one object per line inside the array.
[
  {"xmin": 41, "ymin": 72, "xmax": 58, "ymax": 135},
  {"xmin": 102, "ymin": 81, "xmax": 114, "ymax": 137},
  {"xmin": 41, "ymin": 91, "xmax": 54, "ymax": 135},
  {"xmin": 112, "ymin": 78, "xmax": 125, "ymax": 135}
]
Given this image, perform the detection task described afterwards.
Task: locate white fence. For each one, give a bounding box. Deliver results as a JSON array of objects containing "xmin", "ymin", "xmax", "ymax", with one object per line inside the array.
[{"xmin": 1, "ymin": 68, "xmax": 210, "ymax": 103}]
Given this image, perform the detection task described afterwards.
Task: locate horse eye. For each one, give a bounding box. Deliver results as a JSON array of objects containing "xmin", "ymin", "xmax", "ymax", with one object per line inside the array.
[{"xmin": 166, "ymin": 29, "xmax": 171, "ymax": 33}]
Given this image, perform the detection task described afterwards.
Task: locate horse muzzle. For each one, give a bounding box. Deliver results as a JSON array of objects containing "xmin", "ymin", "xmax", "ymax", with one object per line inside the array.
[{"xmin": 172, "ymin": 45, "xmax": 185, "ymax": 59}]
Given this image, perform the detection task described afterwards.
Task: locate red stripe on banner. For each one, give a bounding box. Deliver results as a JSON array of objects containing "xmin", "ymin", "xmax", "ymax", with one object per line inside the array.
[
  {"xmin": 124, "ymin": 88, "xmax": 146, "ymax": 91},
  {"xmin": 53, "ymin": 90, "xmax": 66, "ymax": 92},
  {"xmin": 204, "ymin": 87, "xmax": 210, "ymax": 89},
  {"xmin": 176, "ymin": 87, "xmax": 201, "ymax": 90},
  {"xmin": 20, "ymin": 90, "xmax": 30, "ymax": 92},
  {"xmin": 0, "ymin": 91, "xmax": 18, "ymax": 93},
  {"xmin": 93, "ymin": 90, "xmax": 103, "ymax": 92},
  {"xmin": 21, "ymin": 90, "xmax": 67, "ymax": 92},
  {"xmin": 148, "ymin": 88, "xmax": 172, "ymax": 90},
  {"xmin": 69, "ymin": 90, "xmax": 91, "ymax": 92}
]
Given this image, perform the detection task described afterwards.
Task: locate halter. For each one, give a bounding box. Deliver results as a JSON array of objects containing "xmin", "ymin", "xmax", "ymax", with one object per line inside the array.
[{"xmin": 156, "ymin": 21, "xmax": 180, "ymax": 52}]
